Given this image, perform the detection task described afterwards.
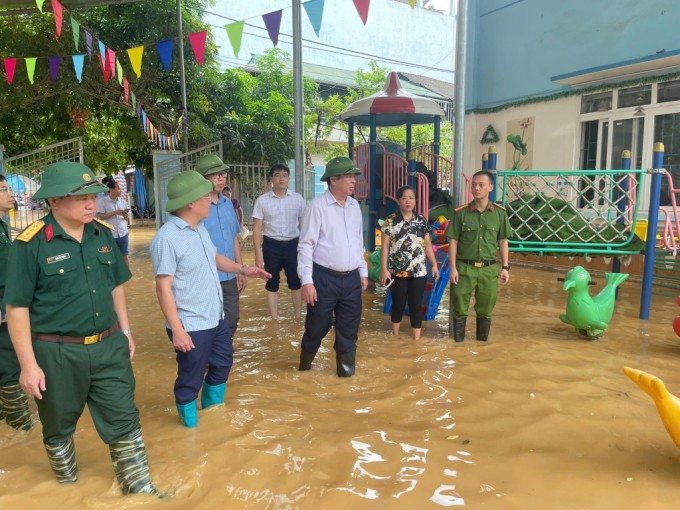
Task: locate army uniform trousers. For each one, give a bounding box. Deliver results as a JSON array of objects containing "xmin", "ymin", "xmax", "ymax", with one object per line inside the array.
[{"xmin": 452, "ymin": 262, "xmax": 499, "ymax": 319}]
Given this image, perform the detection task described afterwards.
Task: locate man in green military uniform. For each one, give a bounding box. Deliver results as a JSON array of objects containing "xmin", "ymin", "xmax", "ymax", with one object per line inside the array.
[
  {"xmin": 4, "ymin": 162, "xmax": 160, "ymax": 496},
  {"xmin": 446, "ymin": 170, "xmax": 511, "ymax": 342},
  {"xmin": 0, "ymin": 174, "xmax": 33, "ymax": 431}
]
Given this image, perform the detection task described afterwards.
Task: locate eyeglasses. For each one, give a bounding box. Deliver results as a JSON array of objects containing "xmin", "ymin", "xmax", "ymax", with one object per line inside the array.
[
  {"xmin": 201, "ymin": 193, "xmax": 212, "ymax": 200},
  {"xmin": 208, "ymin": 172, "xmax": 227, "ymax": 179},
  {"xmin": 0, "ymin": 186, "xmax": 13, "ymax": 193}
]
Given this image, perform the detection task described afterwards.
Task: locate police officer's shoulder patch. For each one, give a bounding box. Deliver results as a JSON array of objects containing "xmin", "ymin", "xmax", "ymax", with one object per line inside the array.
[
  {"xmin": 454, "ymin": 203, "xmax": 468, "ymax": 212},
  {"xmin": 93, "ymin": 217, "xmax": 115, "ymax": 230},
  {"xmin": 16, "ymin": 220, "xmax": 45, "ymax": 242}
]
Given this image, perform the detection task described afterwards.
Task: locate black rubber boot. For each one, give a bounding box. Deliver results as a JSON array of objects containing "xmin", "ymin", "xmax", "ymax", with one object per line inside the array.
[
  {"xmin": 0, "ymin": 384, "xmax": 33, "ymax": 431},
  {"xmin": 299, "ymin": 349, "xmax": 316, "ymax": 371},
  {"xmin": 45, "ymin": 437, "xmax": 78, "ymax": 483},
  {"xmin": 336, "ymin": 351, "xmax": 356, "ymax": 378},
  {"xmin": 453, "ymin": 317, "xmax": 466, "ymax": 342},
  {"xmin": 476, "ymin": 317, "xmax": 492, "ymax": 341},
  {"xmin": 109, "ymin": 428, "xmax": 164, "ymax": 497}
]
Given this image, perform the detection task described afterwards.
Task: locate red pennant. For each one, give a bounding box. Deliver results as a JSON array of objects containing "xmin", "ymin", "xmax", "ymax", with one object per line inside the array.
[
  {"xmin": 4, "ymin": 58, "xmax": 16, "ymax": 85},
  {"xmin": 123, "ymin": 77, "xmax": 129, "ymax": 104},
  {"xmin": 98, "ymin": 53, "xmax": 110, "ymax": 83},
  {"xmin": 352, "ymin": 0, "xmax": 370, "ymax": 25},
  {"xmin": 106, "ymin": 48, "xmax": 116, "ymax": 78},
  {"xmin": 187, "ymin": 30, "xmax": 207, "ymax": 65},
  {"xmin": 51, "ymin": 0, "xmax": 64, "ymax": 38}
]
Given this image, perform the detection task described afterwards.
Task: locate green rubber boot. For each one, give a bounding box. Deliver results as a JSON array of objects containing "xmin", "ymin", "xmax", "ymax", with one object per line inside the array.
[
  {"xmin": 45, "ymin": 437, "xmax": 78, "ymax": 483},
  {"xmin": 109, "ymin": 428, "xmax": 163, "ymax": 496},
  {"xmin": 200, "ymin": 382, "xmax": 226, "ymax": 409},
  {"xmin": 0, "ymin": 384, "xmax": 33, "ymax": 431}
]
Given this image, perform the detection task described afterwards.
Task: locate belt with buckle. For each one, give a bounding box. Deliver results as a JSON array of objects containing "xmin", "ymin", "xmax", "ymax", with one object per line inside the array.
[
  {"xmin": 458, "ymin": 259, "xmax": 496, "ymax": 268},
  {"xmin": 313, "ymin": 263, "xmax": 358, "ymax": 278},
  {"xmin": 264, "ymin": 236, "xmax": 298, "ymax": 246},
  {"xmin": 33, "ymin": 323, "xmax": 120, "ymax": 345}
]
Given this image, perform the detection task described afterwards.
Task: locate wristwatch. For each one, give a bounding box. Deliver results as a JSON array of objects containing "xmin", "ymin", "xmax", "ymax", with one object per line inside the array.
[
  {"xmin": 121, "ymin": 328, "xmax": 133, "ymax": 335},
  {"xmin": 239, "ymin": 264, "xmax": 249, "ymax": 275},
  {"xmin": 501, "ymin": 265, "xmax": 510, "ymax": 271}
]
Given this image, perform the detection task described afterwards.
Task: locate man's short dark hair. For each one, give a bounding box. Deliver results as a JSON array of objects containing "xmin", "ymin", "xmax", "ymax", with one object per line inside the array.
[
  {"xmin": 102, "ymin": 176, "xmax": 116, "ymax": 189},
  {"xmin": 472, "ymin": 170, "xmax": 494, "ymax": 183},
  {"xmin": 0, "ymin": 174, "xmax": 6, "ymax": 183},
  {"xmin": 270, "ymin": 163, "xmax": 289, "ymax": 177}
]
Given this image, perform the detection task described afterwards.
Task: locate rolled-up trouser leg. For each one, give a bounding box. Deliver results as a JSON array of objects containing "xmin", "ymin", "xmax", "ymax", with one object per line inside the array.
[{"xmin": 45, "ymin": 437, "xmax": 78, "ymax": 483}]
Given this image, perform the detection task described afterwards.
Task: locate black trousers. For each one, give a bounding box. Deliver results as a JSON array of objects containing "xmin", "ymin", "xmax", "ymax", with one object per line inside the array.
[
  {"xmin": 389, "ymin": 275, "xmax": 427, "ymax": 328},
  {"xmin": 263, "ymin": 236, "xmax": 301, "ymax": 292},
  {"xmin": 301, "ymin": 265, "xmax": 362, "ymax": 355}
]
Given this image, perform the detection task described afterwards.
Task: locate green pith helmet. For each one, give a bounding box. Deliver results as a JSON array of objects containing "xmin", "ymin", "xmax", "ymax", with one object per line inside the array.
[
  {"xmin": 165, "ymin": 170, "xmax": 214, "ymax": 212},
  {"xmin": 32, "ymin": 162, "xmax": 108, "ymax": 200},
  {"xmin": 195, "ymin": 153, "xmax": 229, "ymax": 176},
  {"xmin": 320, "ymin": 157, "xmax": 361, "ymax": 183}
]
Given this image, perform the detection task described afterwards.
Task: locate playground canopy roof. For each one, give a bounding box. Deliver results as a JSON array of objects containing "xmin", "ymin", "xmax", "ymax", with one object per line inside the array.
[
  {"xmin": 340, "ymin": 72, "xmax": 448, "ymax": 127},
  {"xmin": 0, "ymin": 0, "xmax": 143, "ymax": 16}
]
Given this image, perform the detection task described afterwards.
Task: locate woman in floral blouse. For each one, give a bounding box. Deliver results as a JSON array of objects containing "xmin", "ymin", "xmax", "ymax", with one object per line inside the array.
[{"xmin": 380, "ymin": 185, "xmax": 439, "ymax": 340}]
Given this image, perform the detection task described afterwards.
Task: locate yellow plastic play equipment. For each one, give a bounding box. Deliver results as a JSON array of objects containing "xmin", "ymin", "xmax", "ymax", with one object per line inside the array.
[{"xmin": 624, "ymin": 367, "xmax": 680, "ymax": 448}]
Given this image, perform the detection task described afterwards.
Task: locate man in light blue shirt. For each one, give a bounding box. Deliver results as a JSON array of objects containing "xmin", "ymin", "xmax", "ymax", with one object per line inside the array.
[
  {"xmin": 297, "ymin": 157, "xmax": 368, "ymax": 378},
  {"xmin": 195, "ymin": 154, "xmax": 245, "ymax": 335},
  {"xmin": 150, "ymin": 171, "xmax": 269, "ymax": 428}
]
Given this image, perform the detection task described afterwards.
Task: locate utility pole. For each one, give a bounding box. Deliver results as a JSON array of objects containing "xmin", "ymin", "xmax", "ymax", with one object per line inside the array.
[
  {"xmin": 177, "ymin": 0, "xmax": 189, "ymax": 152},
  {"xmin": 292, "ymin": 0, "xmax": 305, "ymax": 194}
]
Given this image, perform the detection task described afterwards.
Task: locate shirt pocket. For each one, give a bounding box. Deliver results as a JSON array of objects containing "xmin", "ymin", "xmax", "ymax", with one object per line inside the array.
[
  {"xmin": 483, "ymin": 225, "xmax": 498, "ymax": 244},
  {"xmin": 41, "ymin": 257, "xmax": 80, "ymax": 297},
  {"xmin": 96, "ymin": 251, "xmax": 117, "ymax": 288},
  {"xmin": 460, "ymin": 223, "xmax": 477, "ymax": 244}
]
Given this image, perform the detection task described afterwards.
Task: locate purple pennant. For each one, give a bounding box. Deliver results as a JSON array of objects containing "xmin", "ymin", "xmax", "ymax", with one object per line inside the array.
[
  {"xmin": 49, "ymin": 56, "xmax": 61, "ymax": 82},
  {"xmin": 136, "ymin": 102, "xmax": 142, "ymax": 123},
  {"xmin": 156, "ymin": 39, "xmax": 173, "ymax": 72},
  {"xmin": 85, "ymin": 30, "xmax": 93, "ymax": 61},
  {"xmin": 262, "ymin": 10, "xmax": 283, "ymax": 46}
]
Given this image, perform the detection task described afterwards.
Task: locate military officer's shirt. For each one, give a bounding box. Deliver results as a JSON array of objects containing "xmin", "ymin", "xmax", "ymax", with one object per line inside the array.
[
  {"xmin": 446, "ymin": 201, "xmax": 512, "ymax": 262},
  {"xmin": 4, "ymin": 213, "xmax": 132, "ymax": 337},
  {"xmin": 0, "ymin": 218, "xmax": 11, "ymax": 313}
]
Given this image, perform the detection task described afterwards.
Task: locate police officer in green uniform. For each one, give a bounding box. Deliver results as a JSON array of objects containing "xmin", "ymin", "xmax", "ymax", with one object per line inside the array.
[
  {"xmin": 4, "ymin": 162, "xmax": 160, "ymax": 496},
  {"xmin": 0, "ymin": 174, "xmax": 33, "ymax": 431},
  {"xmin": 446, "ymin": 170, "xmax": 511, "ymax": 342}
]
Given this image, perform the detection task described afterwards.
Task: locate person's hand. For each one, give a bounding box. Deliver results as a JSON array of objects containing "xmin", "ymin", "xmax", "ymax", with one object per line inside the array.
[
  {"xmin": 255, "ymin": 254, "xmax": 264, "ymax": 269},
  {"xmin": 125, "ymin": 332, "xmax": 136, "ymax": 360},
  {"xmin": 20, "ymin": 363, "xmax": 46, "ymax": 400},
  {"xmin": 237, "ymin": 274, "xmax": 247, "ymax": 292},
  {"xmin": 172, "ymin": 328, "xmax": 195, "ymax": 353},
  {"xmin": 450, "ymin": 267, "xmax": 459, "ymax": 285},
  {"xmin": 301, "ymin": 283, "xmax": 317, "ymax": 305},
  {"xmin": 432, "ymin": 265, "xmax": 440, "ymax": 281},
  {"xmin": 500, "ymin": 268, "xmax": 510, "ymax": 284},
  {"xmin": 379, "ymin": 268, "xmax": 391, "ymax": 286},
  {"xmin": 242, "ymin": 266, "xmax": 272, "ymax": 280},
  {"xmin": 361, "ymin": 277, "xmax": 368, "ymax": 292}
]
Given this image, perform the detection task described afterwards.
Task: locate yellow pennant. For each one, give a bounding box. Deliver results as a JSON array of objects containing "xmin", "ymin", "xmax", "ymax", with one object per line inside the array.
[
  {"xmin": 408, "ymin": 0, "xmax": 416, "ymax": 7},
  {"xmin": 126, "ymin": 46, "xmax": 144, "ymax": 78}
]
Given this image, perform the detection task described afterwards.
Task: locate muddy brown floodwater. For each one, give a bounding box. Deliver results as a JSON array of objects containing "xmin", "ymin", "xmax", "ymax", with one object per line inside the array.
[{"xmin": 2, "ymin": 226, "xmax": 680, "ymax": 509}]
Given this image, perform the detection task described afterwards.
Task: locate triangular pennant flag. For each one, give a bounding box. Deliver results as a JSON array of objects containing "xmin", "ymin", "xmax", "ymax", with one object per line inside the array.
[
  {"xmin": 156, "ymin": 40, "xmax": 173, "ymax": 72},
  {"xmin": 142, "ymin": 111, "xmax": 147, "ymax": 132},
  {"xmin": 131, "ymin": 90, "xmax": 136, "ymax": 110},
  {"xmin": 136, "ymin": 100, "xmax": 141, "ymax": 122},
  {"xmin": 49, "ymin": 56, "xmax": 61, "ymax": 82},
  {"xmin": 126, "ymin": 46, "xmax": 143, "ymax": 78},
  {"xmin": 36, "ymin": 0, "xmax": 45, "ymax": 12},
  {"xmin": 72, "ymin": 54, "xmax": 85, "ymax": 82},
  {"xmin": 51, "ymin": 0, "xmax": 63, "ymax": 39},
  {"xmin": 262, "ymin": 10, "xmax": 283, "ymax": 46},
  {"xmin": 25, "ymin": 57, "xmax": 37, "ymax": 84},
  {"xmin": 71, "ymin": 17, "xmax": 80, "ymax": 49},
  {"xmin": 408, "ymin": 0, "xmax": 416, "ymax": 7},
  {"xmin": 187, "ymin": 30, "xmax": 207, "ymax": 65},
  {"xmin": 106, "ymin": 48, "xmax": 116, "ymax": 78},
  {"xmin": 85, "ymin": 30, "xmax": 93, "ymax": 61},
  {"xmin": 123, "ymin": 77, "xmax": 129, "ymax": 104},
  {"xmin": 4, "ymin": 58, "xmax": 16, "ymax": 85},
  {"xmin": 98, "ymin": 40, "xmax": 106, "ymax": 62},
  {"xmin": 225, "ymin": 21, "xmax": 244, "ymax": 58},
  {"xmin": 303, "ymin": 0, "xmax": 324, "ymax": 37},
  {"xmin": 116, "ymin": 59, "xmax": 123, "ymax": 86},
  {"xmin": 352, "ymin": 0, "xmax": 370, "ymax": 25},
  {"xmin": 98, "ymin": 52, "xmax": 110, "ymax": 83}
]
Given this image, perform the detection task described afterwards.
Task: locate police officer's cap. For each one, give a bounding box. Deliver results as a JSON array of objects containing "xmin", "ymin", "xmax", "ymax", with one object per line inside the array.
[
  {"xmin": 32, "ymin": 162, "xmax": 108, "ymax": 200},
  {"xmin": 195, "ymin": 153, "xmax": 229, "ymax": 177},
  {"xmin": 320, "ymin": 157, "xmax": 361, "ymax": 183},
  {"xmin": 165, "ymin": 170, "xmax": 214, "ymax": 212}
]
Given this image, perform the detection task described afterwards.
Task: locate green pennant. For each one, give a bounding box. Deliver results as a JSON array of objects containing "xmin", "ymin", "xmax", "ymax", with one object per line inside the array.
[
  {"xmin": 25, "ymin": 57, "xmax": 37, "ymax": 84},
  {"xmin": 71, "ymin": 17, "xmax": 80, "ymax": 49},
  {"xmin": 35, "ymin": 0, "xmax": 45, "ymax": 12},
  {"xmin": 226, "ymin": 21, "xmax": 244, "ymax": 58},
  {"xmin": 480, "ymin": 124, "xmax": 500, "ymax": 144},
  {"xmin": 131, "ymin": 91, "xmax": 136, "ymax": 110},
  {"xmin": 116, "ymin": 59, "xmax": 123, "ymax": 86}
]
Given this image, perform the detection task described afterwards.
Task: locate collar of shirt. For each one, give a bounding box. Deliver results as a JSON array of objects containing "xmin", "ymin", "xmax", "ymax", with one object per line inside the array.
[
  {"xmin": 44, "ymin": 212, "xmax": 99, "ymax": 242},
  {"xmin": 323, "ymin": 189, "xmax": 354, "ymax": 207},
  {"xmin": 167, "ymin": 213, "xmax": 196, "ymax": 231},
  {"xmin": 210, "ymin": 193, "xmax": 228, "ymax": 206},
  {"xmin": 268, "ymin": 189, "xmax": 292, "ymax": 199},
  {"xmin": 469, "ymin": 201, "xmax": 494, "ymax": 213}
]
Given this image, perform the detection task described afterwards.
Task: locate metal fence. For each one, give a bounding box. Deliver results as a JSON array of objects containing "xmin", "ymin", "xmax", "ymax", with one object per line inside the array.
[{"xmin": 0, "ymin": 137, "xmax": 83, "ymax": 234}]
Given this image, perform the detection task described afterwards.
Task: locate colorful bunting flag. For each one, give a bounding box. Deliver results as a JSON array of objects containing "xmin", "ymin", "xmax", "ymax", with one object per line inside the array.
[
  {"xmin": 131, "ymin": 90, "xmax": 136, "ymax": 111},
  {"xmin": 85, "ymin": 30, "xmax": 93, "ymax": 61},
  {"xmin": 49, "ymin": 56, "xmax": 60, "ymax": 81},
  {"xmin": 36, "ymin": 0, "xmax": 45, "ymax": 13},
  {"xmin": 123, "ymin": 77, "xmax": 129, "ymax": 103},
  {"xmin": 408, "ymin": 0, "xmax": 416, "ymax": 7},
  {"xmin": 71, "ymin": 17, "xmax": 80, "ymax": 49},
  {"xmin": 156, "ymin": 40, "xmax": 173, "ymax": 72},
  {"xmin": 72, "ymin": 54, "xmax": 84, "ymax": 82},
  {"xmin": 225, "ymin": 21, "xmax": 244, "ymax": 58},
  {"xmin": 352, "ymin": 0, "xmax": 370, "ymax": 25},
  {"xmin": 262, "ymin": 10, "xmax": 283, "ymax": 46},
  {"xmin": 188, "ymin": 30, "xmax": 207, "ymax": 65},
  {"xmin": 4, "ymin": 58, "xmax": 16, "ymax": 85},
  {"xmin": 127, "ymin": 46, "xmax": 143, "ymax": 78},
  {"xmin": 106, "ymin": 48, "xmax": 116, "ymax": 78},
  {"xmin": 116, "ymin": 59, "xmax": 123, "ymax": 86},
  {"xmin": 51, "ymin": 0, "xmax": 63, "ymax": 39},
  {"xmin": 98, "ymin": 51, "xmax": 110, "ymax": 83},
  {"xmin": 303, "ymin": 0, "xmax": 324, "ymax": 37},
  {"xmin": 136, "ymin": 101, "xmax": 141, "ymax": 122},
  {"xmin": 25, "ymin": 57, "xmax": 37, "ymax": 84}
]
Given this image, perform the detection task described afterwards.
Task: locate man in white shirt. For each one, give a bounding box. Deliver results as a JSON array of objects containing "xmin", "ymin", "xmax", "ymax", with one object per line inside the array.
[
  {"xmin": 97, "ymin": 176, "xmax": 130, "ymax": 266},
  {"xmin": 253, "ymin": 163, "xmax": 306, "ymax": 320},
  {"xmin": 297, "ymin": 157, "xmax": 368, "ymax": 377}
]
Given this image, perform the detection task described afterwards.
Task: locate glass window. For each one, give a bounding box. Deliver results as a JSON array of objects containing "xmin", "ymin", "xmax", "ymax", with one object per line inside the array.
[
  {"xmin": 654, "ymin": 113, "xmax": 680, "ymax": 206},
  {"xmin": 658, "ymin": 80, "xmax": 680, "ymax": 103},
  {"xmin": 581, "ymin": 91, "xmax": 612, "ymax": 114},
  {"xmin": 618, "ymin": 85, "xmax": 652, "ymax": 108}
]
